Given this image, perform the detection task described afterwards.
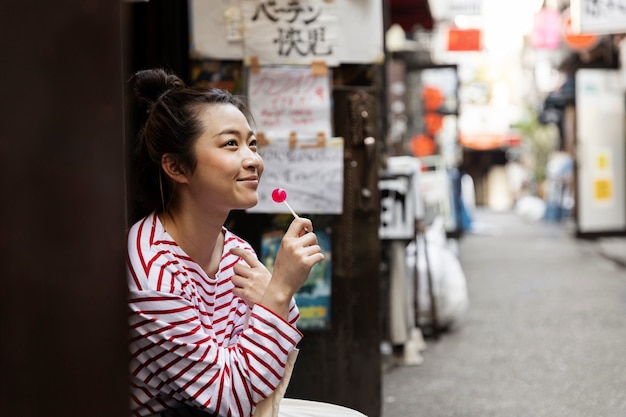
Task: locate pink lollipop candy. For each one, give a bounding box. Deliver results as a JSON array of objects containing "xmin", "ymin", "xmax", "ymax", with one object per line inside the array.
[
  {"xmin": 271, "ymin": 188, "xmax": 287, "ymax": 203},
  {"xmin": 271, "ymin": 188, "xmax": 299, "ymax": 218}
]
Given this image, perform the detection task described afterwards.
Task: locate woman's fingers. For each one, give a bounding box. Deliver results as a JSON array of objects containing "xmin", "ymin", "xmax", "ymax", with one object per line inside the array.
[
  {"xmin": 285, "ymin": 217, "xmax": 313, "ymax": 237},
  {"xmin": 230, "ymin": 247, "xmax": 263, "ymax": 267},
  {"xmin": 229, "ymin": 247, "xmax": 271, "ymax": 306},
  {"xmin": 272, "ymin": 219, "xmax": 325, "ymax": 287}
]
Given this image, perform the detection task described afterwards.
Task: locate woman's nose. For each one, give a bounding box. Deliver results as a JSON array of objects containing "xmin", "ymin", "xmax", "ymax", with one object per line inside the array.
[{"xmin": 242, "ymin": 150, "xmax": 262, "ymax": 169}]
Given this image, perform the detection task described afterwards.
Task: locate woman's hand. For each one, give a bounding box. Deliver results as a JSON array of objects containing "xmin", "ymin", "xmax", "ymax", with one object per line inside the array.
[
  {"xmin": 261, "ymin": 217, "xmax": 325, "ymax": 319},
  {"xmin": 230, "ymin": 248, "xmax": 272, "ymax": 307}
]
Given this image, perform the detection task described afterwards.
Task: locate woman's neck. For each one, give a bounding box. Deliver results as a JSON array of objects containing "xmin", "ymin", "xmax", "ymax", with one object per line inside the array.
[{"xmin": 159, "ymin": 207, "xmax": 227, "ymax": 277}]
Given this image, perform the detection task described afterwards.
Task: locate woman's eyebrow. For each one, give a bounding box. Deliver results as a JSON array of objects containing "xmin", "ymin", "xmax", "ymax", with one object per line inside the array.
[
  {"xmin": 216, "ymin": 128, "xmax": 239, "ymax": 137},
  {"xmin": 215, "ymin": 129, "xmax": 255, "ymax": 138}
]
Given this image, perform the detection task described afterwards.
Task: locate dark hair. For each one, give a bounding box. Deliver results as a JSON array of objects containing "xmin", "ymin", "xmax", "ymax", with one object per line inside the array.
[{"xmin": 128, "ymin": 68, "xmax": 251, "ymax": 216}]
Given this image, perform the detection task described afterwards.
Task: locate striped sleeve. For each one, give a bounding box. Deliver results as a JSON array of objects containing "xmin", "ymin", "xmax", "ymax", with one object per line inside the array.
[{"xmin": 127, "ymin": 216, "xmax": 303, "ymax": 417}]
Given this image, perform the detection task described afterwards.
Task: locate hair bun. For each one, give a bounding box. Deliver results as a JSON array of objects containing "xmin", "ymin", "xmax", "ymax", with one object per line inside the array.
[{"xmin": 129, "ymin": 68, "xmax": 185, "ymax": 108}]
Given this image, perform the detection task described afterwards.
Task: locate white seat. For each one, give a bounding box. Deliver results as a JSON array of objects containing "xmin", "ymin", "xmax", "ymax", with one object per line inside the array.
[{"xmin": 278, "ymin": 399, "xmax": 368, "ymax": 417}]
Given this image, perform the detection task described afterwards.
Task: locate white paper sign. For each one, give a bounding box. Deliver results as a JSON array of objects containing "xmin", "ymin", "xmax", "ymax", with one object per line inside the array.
[
  {"xmin": 189, "ymin": 0, "xmax": 383, "ymax": 64},
  {"xmin": 241, "ymin": 0, "xmax": 339, "ymax": 66},
  {"xmin": 571, "ymin": 0, "xmax": 626, "ymax": 34},
  {"xmin": 247, "ymin": 138, "xmax": 344, "ymax": 214},
  {"xmin": 248, "ymin": 66, "xmax": 332, "ymax": 140},
  {"xmin": 378, "ymin": 174, "xmax": 415, "ymax": 240}
]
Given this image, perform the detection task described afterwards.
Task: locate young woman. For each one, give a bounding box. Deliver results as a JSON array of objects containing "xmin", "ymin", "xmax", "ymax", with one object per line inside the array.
[{"xmin": 126, "ymin": 68, "xmax": 324, "ymax": 417}]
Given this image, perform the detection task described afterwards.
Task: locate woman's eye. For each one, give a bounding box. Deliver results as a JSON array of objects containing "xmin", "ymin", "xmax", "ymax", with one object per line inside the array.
[
  {"xmin": 249, "ymin": 139, "xmax": 258, "ymax": 148},
  {"xmin": 225, "ymin": 139, "xmax": 238, "ymax": 147}
]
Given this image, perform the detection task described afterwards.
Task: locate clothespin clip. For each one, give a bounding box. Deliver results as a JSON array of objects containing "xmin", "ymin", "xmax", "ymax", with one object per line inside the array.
[
  {"xmin": 301, "ymin": 132, "xmax": 327, "ymax": 149},
  {"xmin": 249, "ymin": 56, "xmax": 260, "ymax": 74},
  {"xmin": 311, "ymin": 60, "xmax": 328, "ymax": 76},
  {"xmin": 288, "ymin": 131, "xmax": 298, "ymax": 149}
]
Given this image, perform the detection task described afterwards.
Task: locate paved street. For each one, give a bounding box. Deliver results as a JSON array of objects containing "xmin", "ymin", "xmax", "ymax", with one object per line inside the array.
[{"xmin": 382, "ymin": 209, "xmax": 626, "ymax": 417}]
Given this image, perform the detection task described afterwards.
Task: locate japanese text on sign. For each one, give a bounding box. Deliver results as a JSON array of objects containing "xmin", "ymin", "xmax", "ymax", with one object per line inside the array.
[
  {"xmin": 248, "ymin": 66, "xmax": 331, "ymax": 140},
  {"xmin": 571, "ymin": 0, "xmax": 626, "ymax": 34},
  {"xmin": 247, "ymin": 139, "xmax": 344, "ymax": 215},
  {"xmin": 242, "ymin": 0, "xmax": 339, "ymax": 66},
  {"xmin": 189, "ymin": 0, "xmax": 384, "ymax": 64}
]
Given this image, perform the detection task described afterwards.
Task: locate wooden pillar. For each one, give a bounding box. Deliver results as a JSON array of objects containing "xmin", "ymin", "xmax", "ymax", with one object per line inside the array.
[
  {"xmin": 0, "ymin": 3, "xmax": 128, "ymax": 417},
  {"xmin": 286, "ymin": 86, "xmax": 383, "ymax": 417}
]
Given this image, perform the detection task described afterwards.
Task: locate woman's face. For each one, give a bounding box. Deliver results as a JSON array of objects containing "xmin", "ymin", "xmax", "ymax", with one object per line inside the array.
[{"xmin": 186, "ymin": 103, "xmax": 264, "ymax": 214}]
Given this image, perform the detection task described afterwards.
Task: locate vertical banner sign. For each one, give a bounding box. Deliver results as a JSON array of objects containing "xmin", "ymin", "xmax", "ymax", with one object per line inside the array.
[{"xmin": 241, "ymin": 0, "xmax": 339, "ymax": 66}]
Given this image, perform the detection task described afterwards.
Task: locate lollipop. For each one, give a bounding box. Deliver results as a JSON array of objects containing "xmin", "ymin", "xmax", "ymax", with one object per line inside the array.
[{"xmin": 272, "ymin": 188, "xmax": 299, "ymax": 219}]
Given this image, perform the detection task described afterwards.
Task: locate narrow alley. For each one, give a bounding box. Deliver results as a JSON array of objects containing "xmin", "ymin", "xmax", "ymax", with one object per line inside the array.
[{"xmin": 382, "ymin": 209, "xmax": 626, "ymax": 417}]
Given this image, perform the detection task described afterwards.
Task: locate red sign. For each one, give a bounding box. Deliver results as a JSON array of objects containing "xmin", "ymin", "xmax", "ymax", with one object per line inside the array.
[{"xmin": 447, "ymin": 28, "xmax": 481, "ymax": 51}]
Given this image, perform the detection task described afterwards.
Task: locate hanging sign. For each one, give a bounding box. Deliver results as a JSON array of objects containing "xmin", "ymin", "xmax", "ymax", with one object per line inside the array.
[
  {"xmin": 570, "ymin": 0, "xmax": 626, "ymax": 35},
  {"xmin": 532, "ymin": 9, "xmax": 561, "ymax": 50},
  {"xmin": 447, "ymin": 28, "xmax": 481, "ymax": 51},
  {"xmin": 241, "ymin": 0, "xmax": 339, "ymax": 66},
  {"xmin": 248, "ymin": 139, "xmax": 344, "ymax": 215},
  {"xmin": 247, "ymin": 66, "xmax": 332, "ymax": 140},
  {"xmin": 246, "ymin": 66, "xmax": 341, "ymax": 214},
  {"xmin": 189, "ymin": 0, "xmax": 383, "ymax": 64}
]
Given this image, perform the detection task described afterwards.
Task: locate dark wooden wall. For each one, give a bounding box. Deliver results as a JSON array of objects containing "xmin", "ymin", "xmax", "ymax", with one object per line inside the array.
[{"xmin": 0, "ymin": 2, "xmax": 128, "ymax": 417}]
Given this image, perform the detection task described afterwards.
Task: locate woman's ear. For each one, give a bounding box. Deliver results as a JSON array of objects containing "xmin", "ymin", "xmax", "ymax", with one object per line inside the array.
[{"xmin": 161, "ymin": 154, "xmax": 188, "ymax": 184}]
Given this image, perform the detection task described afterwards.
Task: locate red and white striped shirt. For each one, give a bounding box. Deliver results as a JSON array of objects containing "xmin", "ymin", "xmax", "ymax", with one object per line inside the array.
[{"xmin": 127, "ymin": 213, "xmax": 302, "ymax": 417}]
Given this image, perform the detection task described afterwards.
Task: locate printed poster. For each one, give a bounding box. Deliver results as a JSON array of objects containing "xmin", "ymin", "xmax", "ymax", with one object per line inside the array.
[{"xmin": 261, "ymin": 227, "xmax": 332, "ymax": 331}]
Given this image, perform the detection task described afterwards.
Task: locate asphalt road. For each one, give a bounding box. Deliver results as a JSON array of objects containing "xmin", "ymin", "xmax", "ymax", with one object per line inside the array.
[{"xmin": 382, "ymin": 209, "xmax": 626, "ymax": 417}]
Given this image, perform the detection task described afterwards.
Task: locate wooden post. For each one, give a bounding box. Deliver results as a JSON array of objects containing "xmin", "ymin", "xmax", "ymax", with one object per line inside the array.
[{"xmin": 0, "ymin": 3, "xmax": 129, "ymax": 417}]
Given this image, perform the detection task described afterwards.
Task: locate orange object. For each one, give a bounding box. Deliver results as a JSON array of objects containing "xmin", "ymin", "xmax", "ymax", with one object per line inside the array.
[
  {"xmin": 424, "ymin": 112, "xmax": 443, "ymax": 135},
  {"xmin": 459, "ymin": 132, "xmax": 508, "ymax": 150},
  {"xmin": 447, "ymin": 28, "xmax": 481, "ymax": 51},
  {"xmin": 562, "ymin": 12, "xmax": 599, "ymax": 51},
  {"xmin": 422, "ymin": 86, "xmax": 444, "ymax": 111},
  {"xmin": 410, "ymin": 134, "xmax": 436, "ymax": 157}
]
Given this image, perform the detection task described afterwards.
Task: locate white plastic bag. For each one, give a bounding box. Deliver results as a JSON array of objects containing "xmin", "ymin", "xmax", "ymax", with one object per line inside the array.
[{"xmin": 406, "ymin": 216, "xmax": 469, "ymax": 328}]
